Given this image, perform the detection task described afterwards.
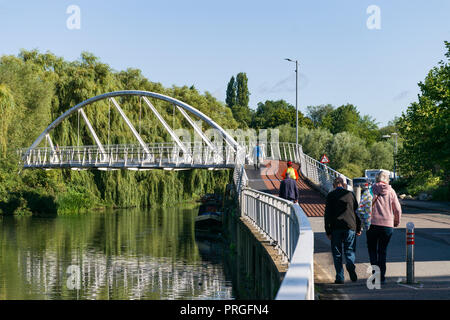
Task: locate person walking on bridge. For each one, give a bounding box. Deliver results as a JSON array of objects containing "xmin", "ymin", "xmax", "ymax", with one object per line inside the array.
[
  {"xmin": 367, "ymin": 170, "xmax": 402, "ymax": 284},
  {"xmin": 281, "ymin": 161, "xmax": 299, "ymax": 180},
  {"xmin": 325, "ymin": 177, "xmax": 361, "ymax": 284},
  {"xmin": 279, "ymin": 172, "xmax": 299, "ymax": 203},
  {"xmin": 253, "ymin": 142, "xmax": 262, "ymax": 169}
]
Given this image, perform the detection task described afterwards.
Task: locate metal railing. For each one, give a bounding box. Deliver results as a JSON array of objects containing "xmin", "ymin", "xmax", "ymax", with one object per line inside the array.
[
  {"xmin": 19, "ymin": 142, "xmax": 238, "ymax": 170},
  {"xmin": 239, "ymin": 187, "xmax": 314, "ymax": 300},
  {"xmin": 275, "ymin": 203, "xmax": 314, "ymax": 300},
  {"xmin": 240, "ymin": 188, "xmax": 299, "ymax": 262}
]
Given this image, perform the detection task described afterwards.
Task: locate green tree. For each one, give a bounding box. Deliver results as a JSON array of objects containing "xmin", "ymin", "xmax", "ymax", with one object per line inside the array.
[
  {"xmin": 356, "ymin": 114, "xmax": 379, "ymax": 145},
  {"xmin": 307, "ymin": 104, "xmax": 334, "ymax": 128},
  {"xmin": 225, "ymin": 76, "xmax": 236, "ymax": 107},
  {"xmin": 252, "ymin": 99, "xmax": 312, "ymax": 130},
  {"xmin": 378, "ymin": 118, "xmax": 399, "ymax": 141},
  {"xmin": 328, "ymin": 104, "xmax": 360, "ymax": 134},
  {"xmin": 0, "ymin": 84, "xmax": 15, "ymax": 157},
  {"xmin": 397, "ymin": 41, "xmax": 450, "ymax": 187},
  {"xmin": 231, "ymin": 104, "xmax": 252, "ymax": 128},
  {"xmin": 327, "ymin": 131, "xmax": 369, "ymax": 173},
  {"xmin": 253, "ymin": 100, "xmax": 295, "ymax": 128},
  {"xmin": 225, "ymin": 72, "xmax": 252, "ymax": 128},
  {"xmin": 368, "ymin": 141, "xmax": 394, "ymax": 170},
  {"xmin": 235, "ymin": 72, "xmax": 249, "ymax": 108},
  {"xmin": 276, "ymin": 123, "xmax": 296, "ymax": 143},
  {"xmin": 0, "ymin": 55, "xmax": 54, "ymax": 150},
  {"xmin": 301, "ymin": 128, "xmax": 333, "ymax": 160}
]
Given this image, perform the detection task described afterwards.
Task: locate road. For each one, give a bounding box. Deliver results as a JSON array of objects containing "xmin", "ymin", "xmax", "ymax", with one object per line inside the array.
[{"xmin": 313, "ymin": 205, "xmax": 450, "ymax": 300}]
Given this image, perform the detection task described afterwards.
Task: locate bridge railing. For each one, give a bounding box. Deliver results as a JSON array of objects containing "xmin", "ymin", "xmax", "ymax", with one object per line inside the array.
[
  {"xmin": 240, "ymin": 188, "xmax": 299, "ymax": 261},
  {"xmin": 239, "ymin": 187, "xmax": 314, "ymax": 300},
  {"xmin": 19, "ymin": 142, "xmax": 239, "ymax": 169}
]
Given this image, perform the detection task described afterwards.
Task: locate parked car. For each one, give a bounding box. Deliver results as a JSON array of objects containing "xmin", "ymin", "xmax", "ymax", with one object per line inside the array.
[
  {"xmin": 353, "ymin": 177, "xmax": 371, "ymax": 189},
  {"xmin": 364, "ymin": 169, "xmax": 394, "ymax": 184}
]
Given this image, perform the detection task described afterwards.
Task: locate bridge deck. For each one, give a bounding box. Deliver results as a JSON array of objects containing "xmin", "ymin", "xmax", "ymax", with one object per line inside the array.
[{"xmin": 245, "ymin": 160, "xmax": 326, "ymax": 217}]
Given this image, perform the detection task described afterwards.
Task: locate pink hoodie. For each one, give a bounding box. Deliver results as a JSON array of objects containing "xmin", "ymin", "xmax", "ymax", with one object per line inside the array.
[{"xmin": 371, "ymin": 182, "xmax": 402, "ymax": 228}]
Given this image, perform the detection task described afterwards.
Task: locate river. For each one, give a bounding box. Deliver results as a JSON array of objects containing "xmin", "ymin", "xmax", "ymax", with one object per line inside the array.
[{"xmin": 0, "ymin": 203, "xmax": 235, "ymax": 300}]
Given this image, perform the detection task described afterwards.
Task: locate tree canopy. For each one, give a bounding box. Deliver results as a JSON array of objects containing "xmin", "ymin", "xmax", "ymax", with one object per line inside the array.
[
  {"xmin": 225, "ymin": 76, "xmax": 236, "ymax": 108},
  {"xmin": 225, "ymin": 72, "xmax": 252, "ymax": 128},
  {"xmin": 0, "ymin": 50, "xmax": 237, "ymax": 215},
  {"xmin": 397, "ymin": 41, "xmax": 450, "ymax": 189},
  {"xmin": 252, "ymin": 99, "xmax": 312, "ymax": 130}
]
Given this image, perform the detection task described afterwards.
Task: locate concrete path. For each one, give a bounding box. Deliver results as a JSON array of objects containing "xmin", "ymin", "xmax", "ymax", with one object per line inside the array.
[{"xmin": 312, "ymin": 205, "xmax": 450, "ymax": 300}]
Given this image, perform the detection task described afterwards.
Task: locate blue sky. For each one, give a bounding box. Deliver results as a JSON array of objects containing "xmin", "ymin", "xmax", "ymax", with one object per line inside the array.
[{"xmin": 0, "ymin": 0, "xmax": 449, "ymax": 126}]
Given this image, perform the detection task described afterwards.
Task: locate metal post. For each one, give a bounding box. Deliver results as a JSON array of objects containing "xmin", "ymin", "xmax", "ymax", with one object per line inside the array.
[
  {"xmin": 406, "ymin": 222, "xmax": 415, "ymax": 284},
  {"xmin": 393, "ymin": 133, "xmax": 398, "ymax": 180},
  {"xmin": 285, "ymin": 58, "xmax": 299, "ymax": 145}
]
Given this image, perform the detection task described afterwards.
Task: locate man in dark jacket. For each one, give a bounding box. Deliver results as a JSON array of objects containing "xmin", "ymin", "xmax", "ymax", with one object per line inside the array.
[
  {"xmin": 324, "ymin": 177, "xmax": 361, "ymax": 284},
  {"xmin": 279, "ymin": 172, "xmax": 299, "ymax": 203}
]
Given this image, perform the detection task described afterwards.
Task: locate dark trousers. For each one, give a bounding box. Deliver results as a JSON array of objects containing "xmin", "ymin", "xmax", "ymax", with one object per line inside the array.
[{"xmin": 366, "ymin": 225, "xmax": 393, "ymax": 282}]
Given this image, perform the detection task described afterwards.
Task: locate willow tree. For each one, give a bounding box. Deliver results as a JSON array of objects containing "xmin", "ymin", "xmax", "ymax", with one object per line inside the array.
[
  {"xmin": 0, "ymin": 50, "xmax": 238, "ymax": 214},
  {"xmin": 0, "ymin": 84, "xmax": 14, "ymax": 158}
]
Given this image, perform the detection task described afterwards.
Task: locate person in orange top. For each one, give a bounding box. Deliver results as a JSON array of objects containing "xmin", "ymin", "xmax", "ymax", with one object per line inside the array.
[{"xmin": 281, "ymin": 161, "xmax": 299, "ymax": 180}]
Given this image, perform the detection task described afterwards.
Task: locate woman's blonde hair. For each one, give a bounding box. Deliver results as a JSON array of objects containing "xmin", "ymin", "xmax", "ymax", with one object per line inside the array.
[{"xmin": 376, "ymin": 170, "xmax": 390, "ymax": 184}]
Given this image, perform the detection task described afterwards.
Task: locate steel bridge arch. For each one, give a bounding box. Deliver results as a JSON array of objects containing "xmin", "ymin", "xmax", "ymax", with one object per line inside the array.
[{"xmin": 27, "ymin": 90, "xmax": 241, "ymax": 154}]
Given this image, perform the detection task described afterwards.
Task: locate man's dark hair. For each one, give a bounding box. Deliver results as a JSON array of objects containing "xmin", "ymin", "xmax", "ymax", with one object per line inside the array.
[{"xmin": 333, "ymin": 176, "xmax": 346, "ymax": 189}]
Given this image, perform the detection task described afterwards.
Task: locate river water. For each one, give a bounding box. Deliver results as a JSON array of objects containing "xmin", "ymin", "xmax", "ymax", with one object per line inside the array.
[{"xmin": 0, "ymin": 204, "xmax": 235, "ymax": 300}]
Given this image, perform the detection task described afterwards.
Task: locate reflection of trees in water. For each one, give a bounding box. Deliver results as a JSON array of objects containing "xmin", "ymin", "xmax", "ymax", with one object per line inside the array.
[
  {"xmin": 0, "ymin": 206, "xmax": 234, "ymax": 300},
  {"xmin": 19, "ymin": 249, "xmax": 233, "ymax": 300}
]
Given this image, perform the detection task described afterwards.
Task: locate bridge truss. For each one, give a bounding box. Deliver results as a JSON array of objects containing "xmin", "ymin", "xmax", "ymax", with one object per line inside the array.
[{"xmin": 19, "ymin": 91, "xmax": 245, "ymax": 170}]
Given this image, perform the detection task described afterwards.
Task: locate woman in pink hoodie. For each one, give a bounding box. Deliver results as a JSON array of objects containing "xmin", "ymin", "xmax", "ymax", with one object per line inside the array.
[{"xmin": 367, "ymin": 170, "xmax": 402, "ymax": 284}]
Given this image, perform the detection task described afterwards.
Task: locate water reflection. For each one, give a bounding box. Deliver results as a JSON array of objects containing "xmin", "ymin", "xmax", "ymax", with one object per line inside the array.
[{"xmin": 0, "ymin": 204, "xmax": 234, "ymax": 300}]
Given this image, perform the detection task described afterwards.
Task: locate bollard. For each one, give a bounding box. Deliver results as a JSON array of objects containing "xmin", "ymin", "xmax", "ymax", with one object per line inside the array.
[{"xmin": 406, "ymin": 222, "xmax": 415, "ymax": 284}]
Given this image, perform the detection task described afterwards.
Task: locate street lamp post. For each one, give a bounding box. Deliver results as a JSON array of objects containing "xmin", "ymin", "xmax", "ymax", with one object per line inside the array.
[
  {"xmin": 285, "ymin": 58, "xmax": 299, "ymax": 145},
  {"xmin": 382, "ymin": 133, "xmax": 398, "ymax": 180},
  {"xmin": 392, "ymin": 133, "xmax": 398, "ymax": 180}
]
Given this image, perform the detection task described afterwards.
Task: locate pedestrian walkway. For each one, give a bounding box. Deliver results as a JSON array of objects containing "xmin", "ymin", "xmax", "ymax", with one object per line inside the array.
[
  {"xmin": 245, "ymin": 160, "xmax": 450, "ymax": 300},
  {"xmin": 312, "ymin": 210, "xmax": 450, "ymax": 300},
  {"xmin": 246, "ymin": 160, "xmax": 326, "ymax": 217}
]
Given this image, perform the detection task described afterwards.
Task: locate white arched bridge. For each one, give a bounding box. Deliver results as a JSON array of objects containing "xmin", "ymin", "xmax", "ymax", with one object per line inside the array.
[{"xmin": 20, "ymin": 90, "xmax": 245, "ymax": 171}]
